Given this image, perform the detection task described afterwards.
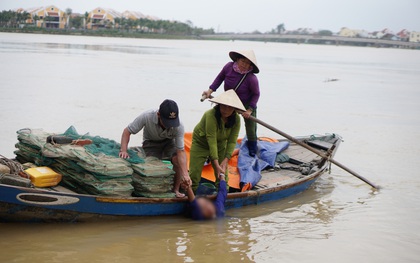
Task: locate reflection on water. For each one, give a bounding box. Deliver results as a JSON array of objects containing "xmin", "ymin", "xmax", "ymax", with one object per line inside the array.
[
  {"xmin": 0, "ymin": 175, "xmax": 352, "ymax": 262},
  {"xmin": 1, "ymin": 32, "xmax": 420, "ymax": 262},
  {"xmin": 0, "ymin": 218, "xmax": 254, "ymax": 262},
  {"xmin": 0, "ymin": 41, "xmax": 171, "ymax": 55}
]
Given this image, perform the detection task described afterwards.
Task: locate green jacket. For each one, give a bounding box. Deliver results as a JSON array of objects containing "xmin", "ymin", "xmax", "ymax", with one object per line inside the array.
[{"xmin": 192, "ymin": 108, "xmax": 241, "ymax": 161}]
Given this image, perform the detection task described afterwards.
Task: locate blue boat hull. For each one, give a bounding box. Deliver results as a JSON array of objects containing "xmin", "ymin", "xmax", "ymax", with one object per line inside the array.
[
  {"xmin": 0, "ymin": 175, "xmax": 319, "ymax": 222},
  {"xmin": 1, "ymin": 133, "xmax": 341, "ymax": 222}
]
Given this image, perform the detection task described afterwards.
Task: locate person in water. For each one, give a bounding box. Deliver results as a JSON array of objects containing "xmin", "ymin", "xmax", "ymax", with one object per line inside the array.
[
  {"xmin": 186, "ymin": 173, "xmax": 227, "ymax": 220},
  {"xmin": 189, "ymin": 90, "xmax": 245, "ymax": 192},
  {"xmin": 119, "ymin": 99, "xmax": 191, "ymax": 197},
  {"xmin": 202, "ymin": 50, "xmax": 260, "ymax": 157}
]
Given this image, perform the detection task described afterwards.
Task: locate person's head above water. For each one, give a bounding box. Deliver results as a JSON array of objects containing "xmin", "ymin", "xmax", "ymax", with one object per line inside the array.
[
  {"xmin": 190, "ymin": 196, "xmax": 217, "ymax": 220},
  {"xmin": 185, "ymin": 173, "xmax": 228, "ymax": 221}
]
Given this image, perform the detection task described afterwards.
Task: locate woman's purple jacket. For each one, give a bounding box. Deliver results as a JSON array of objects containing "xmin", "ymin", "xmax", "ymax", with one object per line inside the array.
[{"xmin": 209, "ymin": 62, "xmax": 260, "ymax": 109}]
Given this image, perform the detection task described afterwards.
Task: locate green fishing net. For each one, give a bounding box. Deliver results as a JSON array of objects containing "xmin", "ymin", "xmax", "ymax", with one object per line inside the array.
[
  {"xmin": 15, "ymin": 127, "xmax": 135, "ymax": 196},
  {"xmin": 131, "ymin": 157, "xmax": 175, "ymax": 197},
  {"xmin": 14, "ymin": 127, "xmax": 177, "ymax": 197},
  {"xmin": 62, "ymin": 126, "xmax": 144, "ymax": 164}
]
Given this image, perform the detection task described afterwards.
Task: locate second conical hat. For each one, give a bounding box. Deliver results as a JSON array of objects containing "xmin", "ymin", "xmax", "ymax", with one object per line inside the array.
[
  {"xmin": 209, "ymin": 90, "xmax": 246, "ymax": 111},
  {"xmin": 229, "ymin": 50, "xmax": 259, "ymax": 73}
]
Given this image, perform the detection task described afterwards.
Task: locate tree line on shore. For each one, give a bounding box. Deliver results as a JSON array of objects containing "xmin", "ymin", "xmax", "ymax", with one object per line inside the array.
[
  {"xmin": 0, "ymin": 9, "xmax": 215, "ymax": 36},
  {"xmin": 0, "ymin": 11, "xmax": 333, "ymax": 37},
  {"xmin": 109, "ymin": 17, "xmax": 214, "ymax": 35},
  {"xmin": 0, "ymin": 10, "xmax": 30, "ymax": 28}
]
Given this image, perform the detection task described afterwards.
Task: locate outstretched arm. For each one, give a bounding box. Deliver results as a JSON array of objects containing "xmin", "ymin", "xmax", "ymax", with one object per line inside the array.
[
  {"xmin": 209, "ymin": 64, "xmax": 227, "ymax": 92},
  {"xmin": 119, "ymin": 128, "xmax": 131, "ymax": 159},
  {"xmin": 215, "ymin": 174, "xmax": 227, "ymax": 217},
  {"xmin": 203, "ymin": 63, "xmax": 229, "ymax": 99},
  {"xmin": 185, "ymin": 186, "xmax": 195, "ymax": 202},
  {"xmin": 176, "ymin": 149, "xmax": 192, "ymax": 187}
]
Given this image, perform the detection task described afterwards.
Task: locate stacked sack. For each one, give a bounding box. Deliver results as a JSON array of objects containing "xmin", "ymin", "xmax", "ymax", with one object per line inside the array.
[
  {"xmin": 15, "ymin": 126, "xmax": 144, "ymax": 196},
  {"xmin": 131, "ymin": 157, "xmax": 175, "ymax": 198}
]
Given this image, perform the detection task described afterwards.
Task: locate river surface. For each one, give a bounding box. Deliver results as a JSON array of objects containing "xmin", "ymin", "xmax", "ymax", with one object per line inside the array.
[{"xmin": 0, "ymin": 33, "xmax": 419, "ymax": 263}]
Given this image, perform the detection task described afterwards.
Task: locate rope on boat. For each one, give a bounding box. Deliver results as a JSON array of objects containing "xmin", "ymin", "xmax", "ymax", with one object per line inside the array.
[{"xmin": 0, "ymin": 154, "xmax": 25, "ymax": 175}]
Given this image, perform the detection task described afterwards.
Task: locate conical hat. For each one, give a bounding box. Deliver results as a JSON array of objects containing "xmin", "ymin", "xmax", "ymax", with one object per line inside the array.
[
  {"xmin": 209, "ymin": 90, "xmax": 246, "ymax": 111},
  {"xmin": 229, "ymin": 50, "xmax": 259, "ymax": 73}
]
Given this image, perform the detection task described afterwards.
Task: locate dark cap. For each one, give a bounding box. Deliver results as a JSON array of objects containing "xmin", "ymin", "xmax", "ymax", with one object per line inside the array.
[{"xmin": 159, "ymin": 99, "xmax": 180, "ymax": 128}]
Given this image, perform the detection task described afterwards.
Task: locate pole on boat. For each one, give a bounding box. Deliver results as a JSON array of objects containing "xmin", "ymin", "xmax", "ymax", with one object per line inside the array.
[
  {"xmin": 200, "ymin": 95, "xmax": 379, "ymax": 189},
  {"xmin": 247, "ymin": 116, "xmax": 380, "ymax": 190}
]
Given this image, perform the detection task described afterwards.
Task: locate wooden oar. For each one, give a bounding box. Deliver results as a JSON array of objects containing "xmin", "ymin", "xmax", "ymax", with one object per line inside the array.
[
  {"xmin": 248, "ymin": 116, "xmax": 380, "ymax": 189},
  {"xmin": 200, "ymin": 95, "xmax": 379, "ymax": 189}
]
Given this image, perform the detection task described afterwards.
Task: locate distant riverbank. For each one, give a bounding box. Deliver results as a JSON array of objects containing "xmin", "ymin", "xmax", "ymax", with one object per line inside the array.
[
  {"xmin": 2, "ymin": 28, "xmax": 420, "ymax": 49},
  {"xmin": 0, "ymin": 27, "xmax": 202, "ymax": 40},
  {"xmin": 202, "ymin": 34, "xmax": 420, "ymax": 49}
]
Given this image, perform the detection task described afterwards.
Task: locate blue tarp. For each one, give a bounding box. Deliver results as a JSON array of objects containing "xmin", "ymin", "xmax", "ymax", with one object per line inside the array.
[{"xmin": 238, "ymin": 138, "xmax": 290, "ymax": 187}]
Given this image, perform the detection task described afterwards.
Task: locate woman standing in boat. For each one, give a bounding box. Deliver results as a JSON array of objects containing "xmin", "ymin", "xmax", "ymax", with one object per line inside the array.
[
  {"xmin": 189, "ymin": 90, "xmax": 245, "ymax": 192},
  {"xmin": 202, "ymin": 50, "xmax": 260, "ymax": 156}
]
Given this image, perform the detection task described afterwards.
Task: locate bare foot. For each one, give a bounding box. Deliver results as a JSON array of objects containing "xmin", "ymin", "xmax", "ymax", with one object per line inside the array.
[{"xmin": 175, "ymin": 191, "xmax": 185, "ymax": 198}]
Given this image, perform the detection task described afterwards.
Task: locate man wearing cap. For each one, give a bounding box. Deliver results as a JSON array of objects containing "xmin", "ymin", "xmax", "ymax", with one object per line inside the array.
[{"xmin": 119, "ymin": 99, "xmax": 191, "ymax": 198}]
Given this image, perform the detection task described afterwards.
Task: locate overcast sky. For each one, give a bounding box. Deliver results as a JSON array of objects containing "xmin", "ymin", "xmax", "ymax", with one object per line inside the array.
[{"xmin": 1, "ymin": 0, "xmax": 419, "ymax": 33}]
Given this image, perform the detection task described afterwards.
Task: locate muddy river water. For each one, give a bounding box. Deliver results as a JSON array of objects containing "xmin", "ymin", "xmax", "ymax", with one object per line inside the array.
[{"xmin": 0, "ymin": 33, "xmax": 419, "ymax": 262}]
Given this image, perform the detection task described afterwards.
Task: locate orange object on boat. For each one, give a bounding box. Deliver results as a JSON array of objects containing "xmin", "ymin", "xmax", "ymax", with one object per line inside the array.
[
  {"xmin": 184, "ymin": 132, "xmax": 241, "ymax": 189},
  {"xmin": 184, "ymin": 133, "xmax": 281, "ymax": 190}
]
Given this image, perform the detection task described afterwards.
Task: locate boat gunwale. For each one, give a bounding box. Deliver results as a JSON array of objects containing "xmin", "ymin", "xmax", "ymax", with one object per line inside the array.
[
  {"xmin": 0, "ymin": 135, "xmax": 340, "ymax": 205},
  {"xmin": 0, "ymin": 165, "xmax": 326, "ymax": 205}
]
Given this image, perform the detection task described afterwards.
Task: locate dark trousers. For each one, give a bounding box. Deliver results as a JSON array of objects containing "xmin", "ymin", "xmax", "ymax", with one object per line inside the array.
[{"xmin": 244, "ymin": 108, "xmax": 257, "ymax": 141}]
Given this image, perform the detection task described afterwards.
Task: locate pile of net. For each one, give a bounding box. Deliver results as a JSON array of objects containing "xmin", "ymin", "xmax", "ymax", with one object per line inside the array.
[
  {"xmin": 132, "ymin": 157, "xmax": 175, "ymax": 198},
  {"xmin": 14, "ymin": 126, "xmax": 152, "ymax": 196}
]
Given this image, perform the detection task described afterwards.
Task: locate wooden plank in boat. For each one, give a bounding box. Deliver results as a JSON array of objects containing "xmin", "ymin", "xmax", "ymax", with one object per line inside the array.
[
  {"xmin": 307, "ymin": 140, "xmax": 334, "ymax": 151},
  {"xmin": 257, "ymin": 169, "xmax": 299, "ymax": 189},
  {"xmin": 283, "ymin": 144, "xmax": 322, "ymax": 163}
]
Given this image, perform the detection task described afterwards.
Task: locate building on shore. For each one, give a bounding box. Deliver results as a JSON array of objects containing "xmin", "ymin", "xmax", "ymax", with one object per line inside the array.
[
  {"xmin": 340, "ymin": 27, "xmax": 401, "ymax": 40},
  {"xmin": 145, "ymin": 15, "xmax": 160, "ymax": 21},
  {"xmin": 11, "ymin": 6, "xmax": 162, "ymax": 30},
  {"xmin": 397, "ymin": 29, "xmax": 410, "ymax": 41},
  {"xmin": 339, "ymin": 27, "xmax": 357, "ymax": 37},
  {"xmin": 409, "ymin": 31, "xmax": 420, "ymax": 42},
  {"xmin": 18, "ymin": 6, "xmax": 66, "ymax": 29},
  {"xmin": 122, "ymin": 11, "xmax": 145, "ymax": 20},
  {"xmin": 356, "ymin": 30, "xmax": 371, "ymax": 38},
  {"xmin": 120, "ymin": 11, "xmax": 162, "ymax": 32},
  {"xmin": 87, "ymin": 7, "xmax": 121, "ymax": 29}
]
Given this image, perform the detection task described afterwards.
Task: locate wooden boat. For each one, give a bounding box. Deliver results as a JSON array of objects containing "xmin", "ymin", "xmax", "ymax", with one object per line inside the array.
[{"xmin": 0, "ymin": 134, "xmax": 341, "ymax": 222}]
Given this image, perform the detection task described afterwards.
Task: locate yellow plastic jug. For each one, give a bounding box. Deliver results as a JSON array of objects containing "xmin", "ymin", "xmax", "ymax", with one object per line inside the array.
[{"xmin": 25, "ymin": 167, "xmax": 62, "ymax": 187}]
